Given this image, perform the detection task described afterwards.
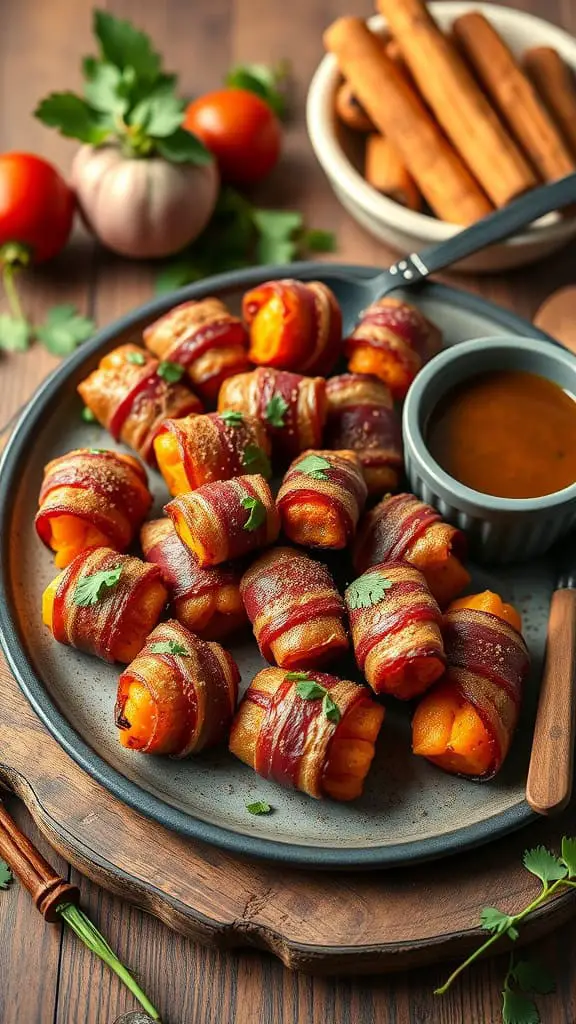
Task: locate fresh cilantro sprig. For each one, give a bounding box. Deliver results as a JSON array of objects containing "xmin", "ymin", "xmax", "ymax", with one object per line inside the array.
[
  {"xmin": 246, "ymin": 800, "xmax": 273, "ymax": 815},
  {"xmin": 126, "ymin": 349, "xmax": 146, "ymax": 366},
  {"xmin": 73, "ymin": 564, "xmax": 123, "ymax": 607},
  {"xmin": 155, "ymin": 187, "xmax": 336, "ymax": 293},
  {"xmin": 241, "ymin": 495, "xmax": 266, "ymax": 531},
  {"xmin": 157, "ymin": 359, "xmax": 185, "ymax": 383},
  {"xmin": 294, "ymin": 676, "xmax": 341, "ymax": 724},
  {"xmin": 242, "ymin": 443, "xmax": 271, "ymax": 478},
  {"xmin": 265, "ymin": 394, "xmax": 289, "ymax": 428},
  {"xmin": 226, "ymin": 61, "xmax": 290, "ymax": 118},
  {"xmin": 34, "ymin": 9, "xmax": 211, "ymax": 166},
  {"xmin": 220, "ymin": 409, "xmax": 244, "ymax": 427},
  {"xmin": 295, "ymin": 453, "xmax": 332, "ymax": 481},
  {"xmin": 346, "ymin": 572, "xmax": 393, "ymax": 610},
  {"xmin": 0, "ymin": 859, "xmax": 13, "ymax": 890},
  {"xmin": 149, "ymin": 640, "xmax": 190, "ymax": 656},
  {"xmin": 436, "ymin": 837, "xmax": 576, "ymax": 1023}
]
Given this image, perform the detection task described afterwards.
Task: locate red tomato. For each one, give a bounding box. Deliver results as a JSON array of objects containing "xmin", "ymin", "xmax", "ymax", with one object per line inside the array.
[
  {"xmin": 0, "ymin": 153, "xmax": 75, "ymax": 263},
  {"xmin": 184, "ymin": 89, "xmax": 281, "ymax": 186}
]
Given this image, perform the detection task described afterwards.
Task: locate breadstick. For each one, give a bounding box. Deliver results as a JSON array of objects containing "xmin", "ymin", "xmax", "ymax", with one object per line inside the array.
[
  {"xmin": 365, "ymin": 134, "xmax": 422, "ymax": 210},
  {"xmin": 524, "ymin": 47, "xmax": 576, "ymax": 160}
]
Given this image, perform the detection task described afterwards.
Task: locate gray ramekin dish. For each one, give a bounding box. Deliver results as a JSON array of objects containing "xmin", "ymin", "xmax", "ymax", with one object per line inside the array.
[{"xmin": 403, "ymin": 336, "xmax": 576, "ymax": 564}]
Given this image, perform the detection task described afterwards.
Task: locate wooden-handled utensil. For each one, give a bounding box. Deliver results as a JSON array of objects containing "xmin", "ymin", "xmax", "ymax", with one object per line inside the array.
[{"xmin": 526, "ymin": 543, "xmax": 576, "ymax": 815}]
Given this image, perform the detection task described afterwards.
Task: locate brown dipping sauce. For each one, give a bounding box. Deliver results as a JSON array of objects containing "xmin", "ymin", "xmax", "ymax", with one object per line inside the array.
[{"xmin": 426, "ymin": 370, "xmax": 576, "ymax": 499}]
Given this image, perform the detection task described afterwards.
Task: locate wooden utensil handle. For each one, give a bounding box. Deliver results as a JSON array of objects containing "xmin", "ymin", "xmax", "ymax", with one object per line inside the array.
[
  {"xmin": 0, "ymin": 799, "xmax": 79, "ymax": 920},
  {"xmin": 526, "ymin": 588, "xmax": 576, "ymax": 815}
]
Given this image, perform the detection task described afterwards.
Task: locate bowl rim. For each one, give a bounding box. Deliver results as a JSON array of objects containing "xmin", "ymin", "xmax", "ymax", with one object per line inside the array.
[
  {"xmin": 402, "ymin": 335, "xmax": 576, "ymax": 513},
  {"xmin": 306, "ymin": 1, "xmax": 576, "ymax": 247}
]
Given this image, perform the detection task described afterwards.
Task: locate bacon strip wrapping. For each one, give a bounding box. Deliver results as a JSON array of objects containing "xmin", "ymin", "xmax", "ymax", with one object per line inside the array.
[
  {"xmin": 276, "ymin": 449, "xmax": 367, "ymax": 549},
  {"xmin": 143, "ymin": 297, "xmax": 250, "ymax": 403},
  {"xmin": 36, "ymin": 448, "xmax": 152, "ymax": 568},
  {"xmin": 217, "ymin": 367, "xmax": 327, "ymax": 461},
  {"xmin": 77, "ymin": 344, "xmax": 202, "ymax": 465},
  {"xmin": 412, "ymin": 606, "xmax": 529, "ymax": 779},
  {"xmin": 141, "ymin": 519, "xmax": 247, "ymax": 640},
  {"xmin": 240, "ymin": 546, "xmax": 349, "ymax": 669},
  {"xmin": 42, "ymin": 547, "xmax": 167, "ymax": 664},
  {"xmin": 346, "ymin": 560, "xmax": 445, "ymax": 699},
  {"xmin": 165, "ymin": 474, "xmax": 279, "ymax": 568},
  {"xmin": 324, "ymin": 373, "xmax": 403, "ymax": 495},
  {"xmin": 229, "ymin": 667, "xmax": 385, "ymax": 800},
  {"xmin": 115, "ymin": 619, "xmax": 240, "ymax": 757},
  {"xmin": 153, "ymin": 411, "xmax": 271, "ymax": 496},
  {"xmin": 345, "ymin": 297, "xmax": 442, "ymax": 400},
  {"xmin": 242, "ymin": 278, "xmax": 342, "ymax": 376},
  {"xmin": 353, "ymin": 493, "xmax": 470, "ymax": 608}
]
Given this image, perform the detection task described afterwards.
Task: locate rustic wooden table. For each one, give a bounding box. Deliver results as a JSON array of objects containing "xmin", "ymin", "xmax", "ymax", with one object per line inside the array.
[{"xmin": 1, "ymin": 1, "xmax": 576, "ymax": 1021}]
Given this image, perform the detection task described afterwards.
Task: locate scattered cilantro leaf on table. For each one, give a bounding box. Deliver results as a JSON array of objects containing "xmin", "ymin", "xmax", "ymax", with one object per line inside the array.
[
  {"xmin": 523, "ymin": 846, "xmax": 567, "ymax": 884},
  {"xmin": 346, "ymin": 572, "xmax": 393, "ymax": 610},
  {"xmin": 0, "ymin": 860, "xmax": 13, "ymax": 890},
  {"xmin": 73, "ymin": 565, "xmax": 123, "ymax": 607},
  {"xmin": 0, "ymin": 316, "xmax": 32, "ymax": 352},
  {"xmin": 36, "ymin": 305, "xmax": 95, "ymax": 356},
  {"xmin": 246, "ymin": 801, "xmax": 273, "ymax": 815}
]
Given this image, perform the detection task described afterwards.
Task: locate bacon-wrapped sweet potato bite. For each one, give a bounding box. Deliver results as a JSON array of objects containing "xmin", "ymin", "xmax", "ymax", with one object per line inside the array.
[
  {"xmin": 42, "ymin": 547, "xmax": 167, "ymax": 664},
  {"xmin": 241, "ymin": 546, "xmax": 349, "ymax": 669},
  {"xmin": 217, "ymin": 367, "xmax": 326, "ymax": 462},
  {"xmin": 324, "ymin": 374, "xmax": 403, "ymax": 495},
  {"xmin": 276, "ymin": 450, "xmax": 367, "ymax": 549},
  {"xmin": 242, "ymin": 279, "xmax": 342, "ymax": 376},
  {"xmin": 165, "ymin": 474, "xmax": 279, "ymax": 568},
  {"xmin": 229, "ymin": 667, "xmax": 384, "ymax": 801},
  {"xmin": 141, "ymin": 519, "xmax": 247, "ymax": 640},
  {"xmin": 353, "ymin": 493, "xmax": 470, "ymax": 608},
  {"xmin": 36, "ymin": 448, "xmax": 152, "ymax": 569},
  {"xmin": 345, "ymin": 297, "xmax": 442, "ymax": 400},
  {"xmin": 345, "ymin": 561, "xmax": 445, "ymax": 700},
  {"xmin": 153, "ymin": 410, "xmax": 271, "ymax": 496},
  {"xmin": 412, "ymin": 592, "xmax": 529, "ymax": 779},
  {"xmin": 143, "ymin": 297, "xmax": 250, "ymax": 403},
  {"xmin": 115, "ymin": 620, "xmax": 239, "ymax": 756},
  {"xmin": 77, "ymin": 344, "xmax": 202, "ymax": 466}
]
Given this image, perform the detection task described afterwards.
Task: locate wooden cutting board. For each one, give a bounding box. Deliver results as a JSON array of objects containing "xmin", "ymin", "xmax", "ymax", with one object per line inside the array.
[{"xmin": 0, "ymin": 656, "xmax": 574, "ymax": 974}]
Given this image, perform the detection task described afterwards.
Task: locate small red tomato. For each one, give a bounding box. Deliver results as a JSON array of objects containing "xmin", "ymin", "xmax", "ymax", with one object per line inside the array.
[
  {"xmin": 184, "ymin": 89, "xmax": 281, "ymax": 186},
  {"xmin": 0, "ymin": 153, "xmax": 75, "ymax": 263}
]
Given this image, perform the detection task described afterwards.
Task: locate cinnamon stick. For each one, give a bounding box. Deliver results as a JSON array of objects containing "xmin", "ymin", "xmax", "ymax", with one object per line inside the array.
[
  {"xmin": 335, "ymin": 80, "xmax": 375, "ymax": 132},
  {"xmin": 365, "ymin": 134, "xmax": 422, "ymax": 210},
  {"xmin": 453, "ymin": 13, "xmax": 575, "ymax": 183},
  {"xmin": 324, "ymin": 18, "xmax": 492, "ymax": 225},
  {"xmin": 377, "ymin": 0, "xmax": 537, "ymax": 206},
  {"xmin": 524, "ymin": 47, "xmax": 576, "ymax": 160}
]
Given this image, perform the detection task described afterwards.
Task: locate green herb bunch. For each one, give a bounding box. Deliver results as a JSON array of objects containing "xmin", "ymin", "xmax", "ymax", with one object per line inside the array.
[{"xmin": 35, "ymin": 10, "xmax": 210, "ymax": 166}]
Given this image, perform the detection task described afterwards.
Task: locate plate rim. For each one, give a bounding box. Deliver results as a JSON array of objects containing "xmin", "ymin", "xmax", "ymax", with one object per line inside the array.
[{"xmin": 0, "ymin": 261, "xmax": 546, "ymax": 869}]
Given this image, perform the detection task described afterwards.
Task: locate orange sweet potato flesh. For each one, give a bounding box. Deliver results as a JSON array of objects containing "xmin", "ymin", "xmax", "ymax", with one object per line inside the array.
[
  {"xmin": 322, "ymin": 700, "xmax": 385, "ymax": 800},
  {"xmin": 49, "ymin": 514, "xmax": 110, "ymax": 569},
  {"xmin": 118, "ymin": 680, "xmax": 159, "ymax": 750},
  {"xmin": 248, "ymin": 290, "xmax": 306, "ymax": 368},
  {"xmin": 448, "ymin": 590, "xmax": 522, "ymax": 632},
  {"xmin": 154, "ymin": 432, "xmax": 190, "ymax": 496},
  {"xmin": 348, "ymin": 345, "xmax": 415, "ymax": 402}
]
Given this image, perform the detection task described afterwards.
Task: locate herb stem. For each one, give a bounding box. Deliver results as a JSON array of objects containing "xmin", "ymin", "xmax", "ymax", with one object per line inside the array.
[
  {"xmin": 58, "ymin": 903, "xmax": 161, "ymax": 1021},
  {"xmin": 2, "ymin": 264, "xmax": 26, "ymax": 323},
  {"xmin": 434, "ymin": 879, "xmax": 567, "ymax": 996}
]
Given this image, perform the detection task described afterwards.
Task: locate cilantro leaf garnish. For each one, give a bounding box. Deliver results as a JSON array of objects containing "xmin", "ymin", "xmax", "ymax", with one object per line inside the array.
[
  {"xmin": 82, "ymin": 407, "xmax": 97, "ymax": 423},
  {"xmin": 265, "ymin": 393, "xmax": 289, "ymax": 428},
  {"xmin": 220, "ymin": 409, "xmax": 244, "ymax": 427},
  {"xmin": 35, "ymin": 305, "xmax": 95, "ymax": 356},
  {"xmin": 502, "ymin": 991, "xmax": 540, "ymax": 1024},
  {"xmin": 241, "ymin": 495, "xmax": 266, "ymax": 531},
  {"xmin": 346, "ymin": 572, "xmax": 393, "ymax": 610},
  {"xmin": 73, "ymin": 564, "xmax": 123, "ymax": 606},
  {"xmin": 242, "ymin": 444, "xmax": 271, "ymax": 478},
  {"xmin": 0, "ymin": 315, "xmax": 32, "ymax": 352},
  {"xmin": 246, "ymin": 801, "xmax": 273, "ymax": 815},
  {"xmin": 295, "ymin": 454, "xmax": 332, "ymax": 481},
  {"xmin": 126, "ymin": 350, "xmax": 146, "ymax": 366},
  {"xmin": 511, "ymin": 960, "xmax": 555, "ymax": 996},
  {"xmin": 523, "ymin": 846, "xmax": 567, "ymax": 884},
  {"xmin": 295, "ymin": 679, "xmax": 341, "ymax": 723},
  {"xmin": 149, "ymin": 640, "xmax": 190, "ymax": 656},
  {"xmin": 0, "ymin": 860, "xmax": 13, "ymax": 890},
  {"xmin": 561, "ymin": 836, "xmax": 576, "ymax": 876},
  {"xmin": 157, "ymin": 360, "xmax": 185, "ymax": 383},
  {"xmin": 285, "ymin": 671, "xmax": 311, "ymax": 682}
]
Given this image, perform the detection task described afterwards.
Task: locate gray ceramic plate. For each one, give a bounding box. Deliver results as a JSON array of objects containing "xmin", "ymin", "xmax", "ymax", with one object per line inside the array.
[{"xmin": 0, "ymin": 262, "xmax": 556, "ymax": 869}]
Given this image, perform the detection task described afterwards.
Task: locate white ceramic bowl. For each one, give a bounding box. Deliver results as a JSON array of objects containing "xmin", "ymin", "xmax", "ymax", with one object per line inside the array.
[{"xmin": 307, "ymin": 2, "xmax": 576, "ymax": 273}]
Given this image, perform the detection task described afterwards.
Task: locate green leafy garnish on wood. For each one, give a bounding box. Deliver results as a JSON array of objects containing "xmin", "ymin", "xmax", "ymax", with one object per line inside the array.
[
  {"xmin": 246, "ymin": 801, "xmax": 273, "ymax": 815},
  {"xmin": 295, "ymin": 679, "xmax": 341, "ymax": 724},
  {"xmin": 220, "ymin": 409, "xmax": 244, "ymax": 427},
  {"xmin": 296, "ymin": 454, "xmax": 332, "ymax": 481},
  {"xmin": 149, "ymin": 640, "xmax": 189, "ymax": 656},
  {"xmin": 241, "ymin": 495, "xmax": 266, "ymax": 531},
  {"xmin": 242, "ymin": 443, "xmax": 271, "ymax": 478},
  {"xmin": 436, "ymin": 836, "xmax": 576, "ymax": 1024},
  {"xmin": 157, "ymin": 359, "xmax": 185, "ymax": 383},
  {"xmin": 265, "ymin": 394, "xmax": 289, "ymax": 428},
  {"xmin": 155, "ymin": 187, "xmax": 336, "ymax": 293},
  {"xmin": 346, "ymin": 572, "xmax": 393, "ymax": 610},
  {"xmin": 73, "ymin": 564, "xmax": 123, "ymax": 607},
  {"xmin": 0, "ymin": 860, "xmax": 13, "ymax": 889},
  {"xmin": 226, "ymin": 61, "xmax": 289, "ymax": 118},
  {"xmin": 36, "ymin": 305, "xmax": 95, "ymax": 356},
  {"xmin": 34, "ymin": 9, "xmax": 211, "ymax": 166}
]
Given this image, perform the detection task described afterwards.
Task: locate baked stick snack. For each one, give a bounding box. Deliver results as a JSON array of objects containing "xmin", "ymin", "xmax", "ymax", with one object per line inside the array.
[
  {"xmin": 229, "ymin": 667, "xmax": 384, "ymax": 801},
  {"xmin": 524, "ymin": 47, "xmax": 576, "ymax": 159},
  {"xmin": 115, "ymin": 620, "xmax": 239, "ymax": 756}
]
